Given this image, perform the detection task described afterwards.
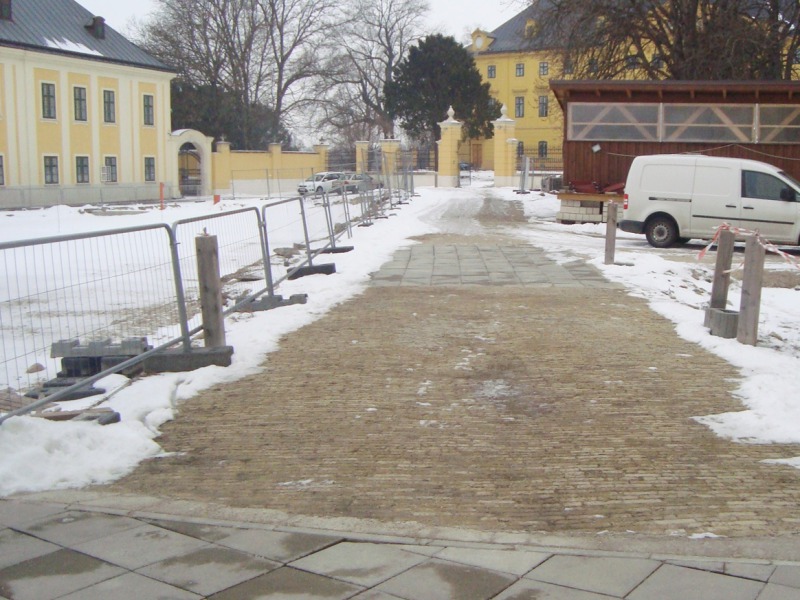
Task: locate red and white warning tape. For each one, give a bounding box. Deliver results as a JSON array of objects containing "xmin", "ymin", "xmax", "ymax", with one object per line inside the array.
[{"xmin": 697, "ymin": 223, "xmax": 800, "ymax": 272}]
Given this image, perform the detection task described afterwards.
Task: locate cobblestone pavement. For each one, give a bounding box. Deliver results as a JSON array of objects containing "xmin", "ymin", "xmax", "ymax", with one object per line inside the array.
[{"xmin": 110, "ymin": 193, "xmax": 800, "ymax": 540}]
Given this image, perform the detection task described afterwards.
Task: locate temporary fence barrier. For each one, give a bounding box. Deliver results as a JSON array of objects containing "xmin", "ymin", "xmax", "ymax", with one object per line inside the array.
[{"xmin": 0, "ymin": 187, "xmax": 378, "ymax": 423}]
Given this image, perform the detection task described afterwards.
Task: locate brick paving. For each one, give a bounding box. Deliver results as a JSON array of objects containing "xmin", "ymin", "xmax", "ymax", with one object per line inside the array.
[{"xmin": 111, "ymin": 198, "xmax": 800, "ymax": 538}]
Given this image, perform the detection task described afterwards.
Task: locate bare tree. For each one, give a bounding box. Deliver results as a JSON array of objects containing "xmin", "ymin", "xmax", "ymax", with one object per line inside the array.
[
  {"xmin": 257, "ymin": 0, "xmax": 340, "ymax": 137},
  {"xmin": 532, "ymin": 0, "xmax": 800, "ymax": 81},
  {"xmin": 137, "ymin": 0, "xmax": 338, "ymax": 148},
  {"xmin": 319, "ymin": 0, "xmax": 428, "ymax": 141}
]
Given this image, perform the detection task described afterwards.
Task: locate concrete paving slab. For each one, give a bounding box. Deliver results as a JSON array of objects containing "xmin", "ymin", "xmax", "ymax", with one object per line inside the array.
[
  {"xmin": 145, "ymin": 518, "xmax": 245, "ymax": 542},
  {"xmin": 758, "ymin": 583, "xmax": 800, "ymax": 600},
  {"xmin": 137, "ymin": 546, "xmax": 279, "ymax": 596},
  {"xmin": 626, "ymin": 564, "xmax": 763, "ymax": 600},
  {"xmin": 350, "ymin": 591, "xmax": 404, "ymax": 600},
  {"xmin": 15, "ymin": 510, "xmax": 143, "ymax": 546},
  {"xmin": 525, "ymin": 555, "xmax": 660, "ymax": 597},
  {"xmin": 217, "ymin": 529, "xmax": 342, "ymax": 563},
  {"xmin": 724, "ymin": 562, "xmax": 775, "ymax": 581},
  {"xmin": 0, "ymin": 529, "xmax": 60, "ymax": 570},
  {"xmin": 664, "ymin": 559, "xmax": 725, "ymax": 573},
  {"xmin": 0, "ymin": 500, "xmax": 66, "ymax": 527},
  {"xmin": 72, "ymin": 523, "xmax": 211, "ymax": 570},
  {"xmin": 0, "ymin": 548, "xmax": 124, "ymax": 600},
  {"xmin": 770, "ymin": 565, "xmax": 800, "ymax": 588},
  {"xmin": 434, "ymin": 547, "xmax": 551, "ymax": 576},
  {"xmin": 207, "ymin": 566, "xmax": 363, "ymax": 599},
  {"xmin": 290, "ymin": 542, "xmax": 427, "ymax": 587},
  {"xmin": 397, "ymin": 544, "xmax": 445, "ymax": 557},
  {"xmin": 374, "ymin": 558, "xmax": 516, "ymax": 600},
  {"xmin": 494, "ymin": 578, "xmax": 623, "ymax": 599},
  {"xmin": 57, "ymin": 572, "xmax": 203, "ymax": 599}
]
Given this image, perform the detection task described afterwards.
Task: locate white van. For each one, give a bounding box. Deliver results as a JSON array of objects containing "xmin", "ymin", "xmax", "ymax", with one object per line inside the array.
[{"xmin": 620, "ymin": 154, "xmax": 800, "ymax": 247}]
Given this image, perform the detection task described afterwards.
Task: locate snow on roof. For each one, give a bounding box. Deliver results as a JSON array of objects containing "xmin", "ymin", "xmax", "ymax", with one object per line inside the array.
[{"xmin": 0, "ymin": 0, "xmax": 172, "ymax": 72}]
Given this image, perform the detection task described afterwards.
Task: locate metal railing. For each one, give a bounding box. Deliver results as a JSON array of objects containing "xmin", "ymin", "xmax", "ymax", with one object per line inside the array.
[{"xmin": 0, "ymin": 187, "xmax": 392, "ymax": 423}]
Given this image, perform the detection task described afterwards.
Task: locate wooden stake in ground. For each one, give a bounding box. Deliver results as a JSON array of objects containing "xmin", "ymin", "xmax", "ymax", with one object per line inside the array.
[{"xmin": 737, "ymin": 235, "xmax": 765, "ymax": 346}]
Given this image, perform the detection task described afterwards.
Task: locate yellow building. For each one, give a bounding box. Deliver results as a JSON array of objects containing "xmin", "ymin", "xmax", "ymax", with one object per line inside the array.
[
  {"xmin": 0, "ymin": 0, "xmax": 176, "ymax": 208},
  {"xmin": 468, "ymin": 5, "xmax": 565, "ymax": 170}
]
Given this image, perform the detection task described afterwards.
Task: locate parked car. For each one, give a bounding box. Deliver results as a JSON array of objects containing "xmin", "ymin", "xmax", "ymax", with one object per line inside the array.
[
  {"xmin": 297, "ymin": 172, "xmax": 345, "ymax": 196},
  {"xmin": 621, "ymin": 154, "xmax": 800, "ymax": 248},
  {"xmin": 459, "ymin": 161, "xmax": 472, "ymax": 171},
  {"xmin": 342, "ymin": 173, "xmax": 383, "ymax": 193}
]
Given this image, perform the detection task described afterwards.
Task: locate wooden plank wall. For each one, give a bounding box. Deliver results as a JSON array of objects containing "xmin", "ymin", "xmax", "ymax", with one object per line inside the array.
[{"xmin": 563, "ymin": 141, "xmax": 800, "ymax": 188}]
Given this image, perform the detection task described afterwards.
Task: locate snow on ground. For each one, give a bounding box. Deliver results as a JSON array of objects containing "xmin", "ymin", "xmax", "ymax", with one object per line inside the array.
[{"xmin": 1, "ymin": 182, "xmax": 799, "ymax": 496}]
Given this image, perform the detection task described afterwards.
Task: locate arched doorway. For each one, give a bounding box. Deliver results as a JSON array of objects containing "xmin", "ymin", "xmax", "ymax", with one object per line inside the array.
[
  {"xmin": 168, "ymin": 129, "xmax": 214, "ymax": 197},
  {"xmin": 178, "ymin": 142, "xmax": 202, "ymax": 196}
]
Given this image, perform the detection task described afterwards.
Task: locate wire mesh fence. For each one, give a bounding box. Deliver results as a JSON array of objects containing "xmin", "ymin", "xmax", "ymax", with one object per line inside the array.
[
  {"xmin": 0, "ymin": 186, "xmax": 392, "ymax": 417},
  {"xmin": 0, "ymin": 225, "xmax": 180, "ymax": 407}
]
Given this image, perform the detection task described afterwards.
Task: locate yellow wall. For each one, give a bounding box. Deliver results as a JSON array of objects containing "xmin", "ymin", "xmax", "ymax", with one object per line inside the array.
[
  {"xmin": 68, "ymin": 73, "xmax": 92, "ymax": 157},
  {"xmin": 0, "ymin": 44, "xmax": 174, "ymax": 206},
  {"xmin": 0, "ymin": 63, "xmax": 7, "ymax": 181},
  {"xmin": 225, "ymin": 148, "xmax": 325, "ymax": 181},
  {"xmin": 98, "ymin": 76, "xmax": 121, "ymax": 172},
  {"xmin": 471, "ymin": 49, "xmax": 564, "ymax": 167},
  {"xmin": 34, "ymin": 67, "xmax": 62, "ymax": 184}
]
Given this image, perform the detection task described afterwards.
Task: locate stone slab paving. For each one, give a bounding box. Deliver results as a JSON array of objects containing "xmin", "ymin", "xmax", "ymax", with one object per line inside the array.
[{"xmin": 2, "ymin": 498, "xmax": 800, "ymax": 599}]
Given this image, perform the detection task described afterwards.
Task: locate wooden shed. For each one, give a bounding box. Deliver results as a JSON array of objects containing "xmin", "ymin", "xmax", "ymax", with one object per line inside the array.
[{"xmin": 550, "ymin": 80, "xmax": 800, "ymax": 188}]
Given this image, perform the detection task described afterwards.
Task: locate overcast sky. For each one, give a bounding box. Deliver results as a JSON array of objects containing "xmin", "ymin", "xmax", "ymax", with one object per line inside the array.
[{"xmin": 77, "ymin": 0, "xmax": 523, "ymax": 42}]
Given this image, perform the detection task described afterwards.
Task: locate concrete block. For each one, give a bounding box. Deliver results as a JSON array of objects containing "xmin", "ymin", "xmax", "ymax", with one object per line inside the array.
[
  {"xmin": 707, "ymin": 308, "xmax": 739, "ymax": 339},
  {"xmin": 143, "ymin": 346, "xmax": 234, "ymax": 373}
]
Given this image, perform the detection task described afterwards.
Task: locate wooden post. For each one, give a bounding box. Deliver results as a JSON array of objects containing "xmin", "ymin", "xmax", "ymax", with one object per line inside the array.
[
  {"xmin": 196, "ymin": 234, "xmax": 226, "ymax": 348},
  {"xmin": 710, "ymin": 229, "xmax": 735, "ymax": 310},
  {"xmin": 704, "ymin": 228, "xmax": 736, "ymax": 328},
  {"xmin": 736, "ymin": 235, "xmax": 765, "ymax": 346},
  {"xmin": 604, "ymin": 202, "xmax": 618, "ymax": 265}
]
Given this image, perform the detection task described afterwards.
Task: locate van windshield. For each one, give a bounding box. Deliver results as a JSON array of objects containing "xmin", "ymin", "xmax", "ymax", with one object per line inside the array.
[{"xmin": 779, "ymin": 171, "xmax": 800, "ymax": 190}]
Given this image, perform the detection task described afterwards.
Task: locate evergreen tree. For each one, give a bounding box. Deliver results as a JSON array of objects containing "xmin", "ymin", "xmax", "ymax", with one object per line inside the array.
[{"xmin": 384, "ymin": 34, "xmax": 501, "ymax": 145}]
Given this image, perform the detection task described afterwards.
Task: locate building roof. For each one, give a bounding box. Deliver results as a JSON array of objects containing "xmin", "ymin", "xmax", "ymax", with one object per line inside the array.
[
  {"xmin": 479, "ymin": 1, "xmax": 556, "ymax": 54},
  {"xmin": 0, "ymin": 0, "xmax": 172, "ymax": 72},
  {"xmin": 550, "ymin": 79, "xmax": 800, "ymax": 109}
]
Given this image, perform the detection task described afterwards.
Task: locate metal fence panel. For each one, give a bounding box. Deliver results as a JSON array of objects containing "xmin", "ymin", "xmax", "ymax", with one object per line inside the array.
[
  {"xmin": 172, "ymin": 208, "xmax": 269, "ymax": 319},
  {"xmin": 1, "ymin": 224, "xmax": 179, "ymax": 403}
]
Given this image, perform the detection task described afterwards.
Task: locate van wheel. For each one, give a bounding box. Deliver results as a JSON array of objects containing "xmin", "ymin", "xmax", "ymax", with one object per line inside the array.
[{"xmin": 645, "ymin": 216, "xmax": 679, "ymax": 248}]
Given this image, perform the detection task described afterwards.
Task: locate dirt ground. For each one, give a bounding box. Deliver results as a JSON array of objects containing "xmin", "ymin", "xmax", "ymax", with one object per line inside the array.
[{"xmin": 110, "ymin": 195, "xmax": 800, "ymax": 538}]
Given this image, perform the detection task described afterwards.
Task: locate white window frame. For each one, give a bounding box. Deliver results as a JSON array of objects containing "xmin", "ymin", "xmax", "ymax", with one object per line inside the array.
[
  {"xmin": 144, "ymin": 156, "xmax": 156, "ymax": 182},
  {"xmin": 102, "ymin": 156, "xmax": 118, "ymax": 183},
  {"xmin": 73, "ymin": 86, "xmax": 88, "ymax": 122},
  {"xmin": 44, "ymin": 155, "xmax": 59, "ymax": 185},
  {"xmin": 103, "ymin": 89, "xmax": 116, "ymax": 124},
  {"xmin": 75, "ymin": 155, "xmax": 90, "ymax": 184},
  {"xmin": 143, "ymin": 94, "xmax": 155, "ymax": 126},
  {"xmin": 41, "ymin": 82, "xmax": 57, "ymax": 120}
]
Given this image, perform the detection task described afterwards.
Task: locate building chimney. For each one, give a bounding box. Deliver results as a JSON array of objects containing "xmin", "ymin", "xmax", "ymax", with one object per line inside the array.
[
  {"xmin": 85, "ymin": 16, "xmax": 105, "ymax": 40},
  {"xmin": 0, "ymin": 0, "xmax": 12, "ymax": 21}
]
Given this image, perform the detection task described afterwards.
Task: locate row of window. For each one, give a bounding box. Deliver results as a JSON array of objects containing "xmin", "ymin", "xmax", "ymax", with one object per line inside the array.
[
  {"xmin": 41, "ymin": 83, "xmax": 155, "ymax": 126},
  {"xmin": 488, "ymin": 55, "xmax": 665, "ymax": 80},
  {"xmin": 0, "ymin": 155, "xmax": 157, "ymax": 186},
  {"xmin": 513, "ymin": 95, "xmax": 549, "ymax": 118},
  {"xmin": 487, "ymin": 61, "xmax": 553, "ymax": 79}
]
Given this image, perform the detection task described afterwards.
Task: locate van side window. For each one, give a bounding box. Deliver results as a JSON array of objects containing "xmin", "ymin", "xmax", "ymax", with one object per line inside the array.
[{"xmin": 742, "ymin": 171, "xmax": 793, "ymax": 201}]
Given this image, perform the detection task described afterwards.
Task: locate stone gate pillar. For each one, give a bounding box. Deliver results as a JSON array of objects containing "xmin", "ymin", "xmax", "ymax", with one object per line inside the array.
[
  {"xmin": 380, "ymin": 138, "xmax": 401, "ymax": 180},
  {"xmin": 212, "ymin": 139, "xmax": 231, "ymax": 196},
  {"xmin": 355, "ymin": 141, "xmax": 370, "ymax": 173},
  {"xmin": 493, "ymin": 105, "xmax": 517, "ymax": 187},
  {"xmin": 438, "ymin": 106, "xmax": 462, "ymax": 187}
]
